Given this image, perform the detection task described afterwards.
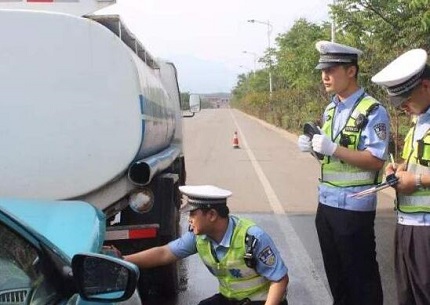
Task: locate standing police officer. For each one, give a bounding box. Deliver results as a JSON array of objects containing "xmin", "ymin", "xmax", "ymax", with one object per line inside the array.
[
  {"xmin": 372, "ymin": 48, "xmax": 430, "ymax": 305},
  {"xmin": 125, "ymin": 185, "xmax": 289, "ymax": 305},
  {"xmin": 297, "ymin": 41, "xmax": 389, "ymax": 305}
]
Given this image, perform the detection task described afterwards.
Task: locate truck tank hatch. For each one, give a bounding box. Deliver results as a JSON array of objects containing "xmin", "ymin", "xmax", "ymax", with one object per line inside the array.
[{"xmin": 87, "ymin": 15, "xmax": 159, "ymax": 69}]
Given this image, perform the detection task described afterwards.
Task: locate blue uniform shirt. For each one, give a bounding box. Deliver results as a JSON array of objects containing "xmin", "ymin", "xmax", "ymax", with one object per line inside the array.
[
  {"xmin": 168, "ymin": 216, "xmax": 288, "ymax": 282},
  {"xmin": 319, "ymin": 88, "xmax": 390, "ymax": 211},
  {"xmin": 397, "ymin": 109, "xmax": 430, "ymax": 226}
]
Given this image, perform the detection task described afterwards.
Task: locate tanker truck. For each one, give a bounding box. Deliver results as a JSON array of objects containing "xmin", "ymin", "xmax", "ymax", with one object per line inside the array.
[{"xmin": 0, "ymin": 0, "xmax": 200, "ymax": 299}]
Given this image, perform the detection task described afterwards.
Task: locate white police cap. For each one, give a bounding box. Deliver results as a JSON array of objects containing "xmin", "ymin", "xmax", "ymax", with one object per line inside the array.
[
  {"xmin": 371, "ymin": 49, "xmax": 429, "ymax": 108},
  {"xmin": 315, "ymin": 40, "xmax": 363, "ymax": 70},
  {"xmin": 179, "ymin": 185, "xmax": 232, "ymax": 213}
]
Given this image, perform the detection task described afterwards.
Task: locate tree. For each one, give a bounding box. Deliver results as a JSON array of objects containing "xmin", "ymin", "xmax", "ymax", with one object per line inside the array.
[
  {"xmin": 409, "ymin": 0, "xmax": 430, "ymax": 30},
  {"xmin": 274, "ymin": 19, "xmax": 328, "ymax": 91},
  {"xmin": 332, "ymin": 0, "xmax": 430, "ymax": 56},
  {"xmin": 332, "ymin": 0, "xmax": 430, "ymax": 156},
  {"xmin": 232, "ymin": 0, "xmax": 430, "ymax": 144}
]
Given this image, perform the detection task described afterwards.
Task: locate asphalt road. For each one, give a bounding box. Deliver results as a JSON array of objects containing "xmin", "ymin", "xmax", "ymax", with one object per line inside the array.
[{"xmin": 147, "ymin": 108, "xmax": 398, "ymax": 305}]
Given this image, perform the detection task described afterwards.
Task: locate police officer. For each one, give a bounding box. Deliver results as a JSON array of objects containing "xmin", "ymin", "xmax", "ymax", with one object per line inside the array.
[
  {"xmin": 125, "ymin": 185, "xmax": 289, "ymax": 305},
  {"xmin": 297, "ymin": 41, "xmax": 389, "ymax": 305},
  {"xmin": 372, "ymin": 48, "xmax": 430, "ymax": 305}
]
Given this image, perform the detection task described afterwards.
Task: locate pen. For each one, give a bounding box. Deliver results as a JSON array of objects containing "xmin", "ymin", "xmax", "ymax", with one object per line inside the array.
[{"xmin": 390, "ymin": 153, "xmax": 396, "ymax": 170}]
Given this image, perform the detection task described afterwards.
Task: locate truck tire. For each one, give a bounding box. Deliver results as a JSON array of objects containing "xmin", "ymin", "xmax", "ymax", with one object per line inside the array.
[
  {"xmin": 143, "ymin": 173, "xmax": 180, "ymax": 298},
  {"xmin": 156, "ymin": 209, "xmax": 180, "ymax": 296},
  {"xmin": 109, "ymin": 173, "xmax": 181, "ymax": 299},
  {"xmin": 135, "ymin": 211, "xmax": 179, "ymax": 298}
]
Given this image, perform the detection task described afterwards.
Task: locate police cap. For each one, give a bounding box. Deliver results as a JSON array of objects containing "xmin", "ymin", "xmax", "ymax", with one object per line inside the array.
[
  {"xmin": 371, "ymin": 49, "xmax": 429, "ymax": 108},
  {"xmin": 179, "ymin": 185, "xmax": 232, "ymax": 213},
  {"xmin": 315, "ymin": 40, "xmax": 363, "ymax": 70}
]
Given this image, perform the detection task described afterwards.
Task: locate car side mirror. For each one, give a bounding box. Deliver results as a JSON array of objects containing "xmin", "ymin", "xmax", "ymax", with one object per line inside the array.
[
  {"xmin": 189, "ymin": 94, "xmax": 201, "ymax": 113},
  {"xmin": 183, "ymin": 94, "xmax": 201, "ymax": 117},
  {"xmin": 72, "ymin": 253, "xmax": 139, "ymax": 302}
]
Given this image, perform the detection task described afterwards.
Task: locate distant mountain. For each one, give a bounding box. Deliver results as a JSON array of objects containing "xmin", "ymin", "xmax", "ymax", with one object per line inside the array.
[
  {"xmin": 198, "ymin": 93, "xmax": 231, "ymax": 109},
  {"xmin": 198, "ymin": 92, "xmax": 232, "ymax": 99},
  {"xmin": 164, "ymin": 54, "xmax": 236, "ymax": 93}
]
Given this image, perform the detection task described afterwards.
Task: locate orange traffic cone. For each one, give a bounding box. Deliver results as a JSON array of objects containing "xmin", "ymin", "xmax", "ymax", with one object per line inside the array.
[{"xmin": 232, "ymin": 131, "xmax": 240, "ymax": 149}]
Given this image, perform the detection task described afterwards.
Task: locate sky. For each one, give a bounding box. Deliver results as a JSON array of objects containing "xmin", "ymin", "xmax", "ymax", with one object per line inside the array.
[{"xmin": 98, "ymin": 0, "xmax": 333, "ymax": 94}]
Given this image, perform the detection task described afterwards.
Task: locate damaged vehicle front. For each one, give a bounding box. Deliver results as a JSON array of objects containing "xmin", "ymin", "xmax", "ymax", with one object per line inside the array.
[{"xmin": 0, "ymin": 199, "xmax": 141, "ymax": 305}]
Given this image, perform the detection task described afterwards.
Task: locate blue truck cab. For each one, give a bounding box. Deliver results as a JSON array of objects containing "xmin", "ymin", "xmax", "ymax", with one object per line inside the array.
[{"xmin": 0, "ymin": 199, "xmax": 141, "ymax": 305}]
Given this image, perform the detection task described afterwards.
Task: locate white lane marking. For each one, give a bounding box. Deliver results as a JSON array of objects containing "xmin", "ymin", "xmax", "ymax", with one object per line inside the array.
[
  {"xmin": 229, "ymin": 109, "xmax": 332, "ymax": 304},
  {"xmin": 229, "ymin": 110, "xmax": 284, "ymax": 214}
]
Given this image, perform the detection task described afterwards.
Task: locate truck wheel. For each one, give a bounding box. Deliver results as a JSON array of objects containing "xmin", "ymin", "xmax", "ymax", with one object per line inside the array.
[
  {"xmin": 151, "ymin": 173, "xmax": 181, "ymax": 296},
  {"xmin": 119, "ymin": 173, "xmax": 181, "ymax": 299},
  {"xmin": 153, "ymin": 261, "xmax": 179, "ymax": 296},
  {"xmin": 153, "ymin": 209, "xmax": 180, "ymax": 296},
  {"xmin": 135, "ymin": 235, "xmax": 178, "ymax": 298}
]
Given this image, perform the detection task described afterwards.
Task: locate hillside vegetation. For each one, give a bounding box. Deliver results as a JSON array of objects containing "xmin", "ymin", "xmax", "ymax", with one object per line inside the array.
[{"xmin": 231, "ymin": 0, "xmax": 430, "ymax": 158}]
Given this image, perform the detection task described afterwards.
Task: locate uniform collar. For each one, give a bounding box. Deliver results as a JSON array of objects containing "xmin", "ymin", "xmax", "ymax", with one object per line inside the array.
[
  {"xmin": 416, "ymin": 109, "xmax": 430, "ymax": 137},
  {"xmin": 203, "ymin": 216, "xmax": 235, "ymax": 248},
  {"xmin": 419, "ymin": 107, "xmax": 430, "ymax": 121},
  {"xmin": 334, "ymin": 88, "xmax": 365, "ymax": 107}
]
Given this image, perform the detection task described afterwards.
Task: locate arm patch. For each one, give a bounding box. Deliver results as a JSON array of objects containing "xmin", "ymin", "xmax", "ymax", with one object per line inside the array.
[
  {"xmin": 374, "ymin": 123, "xmax": 387, "ymax": 140},
  {"xmin": 258, "ymin": 246, "xmax": 276, "ymax": 266}
]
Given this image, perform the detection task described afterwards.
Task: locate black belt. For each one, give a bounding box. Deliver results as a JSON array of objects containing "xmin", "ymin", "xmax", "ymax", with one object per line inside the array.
[
  {"xmin": 200, "ymin": 293, "xmax": 288, "ymax": 305},
  {"xmin": 226, "ymin": 297, "xmax": 288, "ymax": 305}
]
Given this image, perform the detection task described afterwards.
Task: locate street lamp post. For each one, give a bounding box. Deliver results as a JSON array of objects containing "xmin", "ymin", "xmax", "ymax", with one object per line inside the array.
[
  {"xmin": 331, "ymin": 0, "xmax": 336, "ymax": 42},
  {"xmin": 239, "ymin": 65, "xmax": 251, "ymax": 71},
  {"xmin": 242, "ymin": 50, "xmax": 258, "ymax": 74},
  {"xmin": 247, "ymin": 19, "xmax": 273, "ymax": 94},
  {"xmin": 238, "ymin": 65, "xmax": 253, "ymax": 77}
]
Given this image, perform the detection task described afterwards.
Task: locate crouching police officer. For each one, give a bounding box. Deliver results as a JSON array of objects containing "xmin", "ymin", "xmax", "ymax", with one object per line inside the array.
[
  {"xmin": 372, "ymin": 49, "xmax": 430, "ymax": 305},
  {"xmin": 125, "ymin": 185, "xmax": 289, "ymax": 305}
]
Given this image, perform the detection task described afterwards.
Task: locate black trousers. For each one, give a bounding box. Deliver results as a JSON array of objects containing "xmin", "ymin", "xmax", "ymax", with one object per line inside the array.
[
  {"xmin": 395, "ymin": 224, "xmax": 430, "ymax": 305},
  {"xmin": 198, "ymin": 293, "xmax": 288, "ymax": 305},
  {"xmin": 315, "ymin": 203, "xmax": 383, "ymax": 305}
]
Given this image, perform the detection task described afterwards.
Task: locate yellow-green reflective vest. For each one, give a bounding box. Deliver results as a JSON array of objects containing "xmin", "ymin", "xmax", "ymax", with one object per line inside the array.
[
  {"xmin": 398, "ymin": 125, "xmax": 430, "ymax": 213},
  {"xmin": 321, "ymin": 96, "xmax": 382, "ymax": 187},
  {"xmin": 196, "ymin": 218, "xmax": 270, "ymax": 301}
]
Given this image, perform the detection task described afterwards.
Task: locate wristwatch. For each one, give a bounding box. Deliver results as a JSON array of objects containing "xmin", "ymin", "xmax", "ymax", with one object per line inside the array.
[{"xmin": 415, "ymin": 174, "xmax": 424, "ymax": 190}]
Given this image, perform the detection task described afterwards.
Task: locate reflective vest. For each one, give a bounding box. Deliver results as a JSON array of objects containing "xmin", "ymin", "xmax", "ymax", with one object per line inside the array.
[
  {"xmin": 321, "ymin": 95, "xmax": 382, "ymax": 187},
  {"xmin": 196, "ymin": 218, "xmax": 270, "ymax": 301},
  {"xmin": 397, "ymin": 125, "xmax": 430, "ymax": 213}
]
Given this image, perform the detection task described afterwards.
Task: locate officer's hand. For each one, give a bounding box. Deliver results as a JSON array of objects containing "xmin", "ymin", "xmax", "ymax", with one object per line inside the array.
[
  {"xmin": 385, "ymin": 162, "xmax": 406, "ymax": 176},
  {"xmin": 394, "ymin": 171, "xmax": 416, "ymax": 194},
  {"xmin": 102, "ymin": 245, "xmax": 123, "ymax": 258},
  {"xmin": 385, "ymin": 163, "xmax": 396, "ymax": 176},
  {"xmin": 312, "ymin": 133, "xmax": 337, "ymax": 156},
  {"xmin": 297, "ymin": 135, "xmax": 312, "ymax": 152}
]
